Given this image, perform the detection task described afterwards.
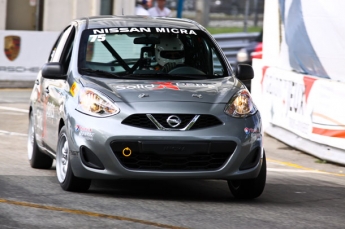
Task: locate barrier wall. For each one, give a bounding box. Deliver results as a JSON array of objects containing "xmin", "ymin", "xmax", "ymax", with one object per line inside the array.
[
  {"xmin": 252, "ymin": 0, "xmax": 345, "ymax": 166},
  {"xmin": 252, "ymin": 59, "xmax": 345, "ymax": 165},
  {"xmin": 0, "ymin": 30, "xmax": 59, "ymax": 86}
]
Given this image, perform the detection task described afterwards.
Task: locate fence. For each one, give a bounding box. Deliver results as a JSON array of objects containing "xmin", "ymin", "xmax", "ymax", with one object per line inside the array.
[{"xmin": 213, "ymin": 32, "xmax": 259, "ymax": 65}]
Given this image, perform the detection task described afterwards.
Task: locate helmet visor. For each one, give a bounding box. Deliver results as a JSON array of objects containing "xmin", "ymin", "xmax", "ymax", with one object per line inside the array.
[{"xmin": 160, "ymin": 50, "xmax": 184, "ymax": 59}]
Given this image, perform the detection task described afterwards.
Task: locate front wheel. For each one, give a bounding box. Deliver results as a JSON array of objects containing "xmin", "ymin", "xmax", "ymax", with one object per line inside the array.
[
  {"xmin": 56, "ymin": 126, "xmax": 91, "ymax": 192},
  {"xmin": 227, "ymin": 153, "xmax": 267, "ymax": 199}
]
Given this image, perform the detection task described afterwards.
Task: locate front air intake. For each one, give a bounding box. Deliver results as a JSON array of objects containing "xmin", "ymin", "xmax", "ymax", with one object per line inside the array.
[
  {"xmin": 110, "ymin": 140, "xmax": 237, "ymax": 171},
  {"xmin": 122, "ymin": 114, "xmax": 222, "ymax": 130},
  {"xmin": 80, "ymin": 146, "xmax": 105, "ymax": 170}
]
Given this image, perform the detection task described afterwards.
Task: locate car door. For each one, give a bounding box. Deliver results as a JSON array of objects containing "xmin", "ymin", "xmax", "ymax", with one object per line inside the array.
[
  {"xmin": 42, "ymin": 25, "xmax": 75, "ymax": 153},
  {"xmin": 33, "ymin": 29, "xmax": 65, "ymax": 147}
]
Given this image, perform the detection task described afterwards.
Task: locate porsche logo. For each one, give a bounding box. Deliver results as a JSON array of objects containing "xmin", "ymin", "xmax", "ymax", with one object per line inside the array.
[{"xmin": 4, "ymin": 35, "xmax": 21, "ymax": 61}]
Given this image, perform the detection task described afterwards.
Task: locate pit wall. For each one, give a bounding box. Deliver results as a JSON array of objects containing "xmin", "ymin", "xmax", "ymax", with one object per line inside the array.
[
  {"xmin": 251, "ymin": 59, "xmax": 345, "ymax": 165},
  {"xmin": 254, "ymin": 0, "xmax": 345, "ymax": 165}
]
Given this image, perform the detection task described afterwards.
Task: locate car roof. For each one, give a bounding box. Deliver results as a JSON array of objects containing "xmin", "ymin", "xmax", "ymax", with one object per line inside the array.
[{"xmin": 76, "ymin": 15, "xmax": 202, "ymax": 30}]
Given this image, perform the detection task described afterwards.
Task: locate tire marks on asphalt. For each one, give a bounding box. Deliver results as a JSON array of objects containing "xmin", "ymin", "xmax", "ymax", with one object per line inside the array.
[{"xmin": 0, "ymin": 198, "xmax": 188, "ymax": 229}]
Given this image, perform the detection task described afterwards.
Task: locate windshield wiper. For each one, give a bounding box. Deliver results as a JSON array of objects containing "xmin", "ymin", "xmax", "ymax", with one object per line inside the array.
[{"xmin": 79, "ymin": 68, "xmax": 121, "ymax": 78}]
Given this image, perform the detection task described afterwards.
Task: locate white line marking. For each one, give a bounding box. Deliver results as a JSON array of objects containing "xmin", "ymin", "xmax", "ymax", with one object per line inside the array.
[
  {"xmin": 0, "ymin": 106, "xmax": 29, "ymax": 113},
  {"xmin": 268, "ymin": 168, "xmax": 326, "ymax": 174},
  {"xmin": 0, "ymin": 130, "xmax": 27, "ymax": 137}
]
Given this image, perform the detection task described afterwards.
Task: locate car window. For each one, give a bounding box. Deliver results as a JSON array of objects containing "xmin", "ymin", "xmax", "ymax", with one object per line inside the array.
[
  {"xmin": 48, "ymin": 32, "xmax": 63, "ymax": 62},
  {"xmin": 78, "ymin": 27, "xmax": 230, "ymax": 78},
  {"xmin": 211, "ymin": 47, "xmax": 225, "ymax": 76},
  {"xmin": 60, "ymin": 27, "xmax": 76, "ymax": 74},
  {"xmin": 50, "ymin": 26, "xmax": 73, "ymax": 63},
  {"xmin": 90, "ymin": 35, "xmax": 142, "ymax": 62}
]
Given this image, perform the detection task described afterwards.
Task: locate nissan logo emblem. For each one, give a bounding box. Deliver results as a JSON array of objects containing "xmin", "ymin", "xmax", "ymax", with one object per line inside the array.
[{"xmin": 166, "ymin": 115, "xmax": 182, "ymax": 128}]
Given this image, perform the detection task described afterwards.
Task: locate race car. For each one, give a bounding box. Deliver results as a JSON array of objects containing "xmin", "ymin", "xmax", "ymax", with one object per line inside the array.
[{"xmin": 27, "ymin": 15, "xmax": 266, "ymax": 199}]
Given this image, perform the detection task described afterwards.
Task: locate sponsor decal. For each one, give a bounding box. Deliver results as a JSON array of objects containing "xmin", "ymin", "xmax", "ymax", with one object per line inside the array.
[
  {"xmin": 70, "ymin": 82, "xmax": 78, "ymax": 97},
  {"xmin": 263, "ymin": 73, "xmax": 306, "ymax": 116},
  {"xmin": 75, "ymin": 125, "xmax": 94, "ymax": 140},
  {"xmin": 115, "ymin": 84, "xmax": 155, "ymax": 90},
  {"xmin": 4, "ymin": 36, "xmax": 20, "ymax": 61},
  {"xmin": 154, "ymin": 82, "xmax": 179, "ymax": 90},
  {"xmin": 35, "ymin": 109, "xmax": 43, "ymax": 131},
  {"xmin": 46, "ymin": 102, "xmax": 55, "ymax": 119},
  {"xmin": 244, "ymin": 127, "xmax": 260, "ymax": 134},
  {"xmin": 92, "ymin": 27, "xmax": 197, "ymax": 35},
  {"xmin": 113, "ymin": 82, "xmax": 216, "ymax": 91}
]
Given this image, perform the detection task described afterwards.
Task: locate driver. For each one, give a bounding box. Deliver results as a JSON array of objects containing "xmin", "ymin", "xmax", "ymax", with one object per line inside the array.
[{"xmin": 154, "ymin": 36, "xmax": 185, "ymax": 72}]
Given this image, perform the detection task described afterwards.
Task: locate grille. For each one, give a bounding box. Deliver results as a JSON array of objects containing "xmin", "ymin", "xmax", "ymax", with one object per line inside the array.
[
  {"xmin": 122, "ymin": 114, "xmax": 222, "ymax": 130},
  {"xmin": 111, "ymin": 141, "xmax": 236, "ymax": 171}
]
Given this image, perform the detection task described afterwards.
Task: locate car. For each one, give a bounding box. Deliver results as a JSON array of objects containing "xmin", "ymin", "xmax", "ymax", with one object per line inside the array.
[
  {"xmin": 236, "ymin": 30, "xmax": 263, "ymax": 92},
  {"xmin": 27, "ymin": 15, "xmax": 266, "ymax": 199},
  {"xmin": 236, "ymin": 30, "xmax": 263, "ymax": 66}
]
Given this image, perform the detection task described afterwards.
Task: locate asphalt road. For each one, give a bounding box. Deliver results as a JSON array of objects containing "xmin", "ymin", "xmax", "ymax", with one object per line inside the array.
[{"xmin": 0, "ymin": 89, "xmax": 344, "ymax": 229}]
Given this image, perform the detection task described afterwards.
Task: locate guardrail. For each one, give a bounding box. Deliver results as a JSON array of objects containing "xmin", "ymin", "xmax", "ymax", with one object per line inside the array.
[{"xmin": 213, "ymin": 32, "xmax": 259, "ymax": 65}]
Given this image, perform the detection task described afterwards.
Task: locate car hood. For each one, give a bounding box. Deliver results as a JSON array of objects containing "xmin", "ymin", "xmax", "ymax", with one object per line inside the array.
[{"xmin": 79, "ymin": 76, "xmax": 242, "ymax": 104}]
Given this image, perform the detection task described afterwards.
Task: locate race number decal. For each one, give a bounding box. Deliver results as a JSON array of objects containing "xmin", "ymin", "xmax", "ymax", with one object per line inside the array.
[{"xmin": 89, "ymin": 34, "xmax": 106, "ymax": 42}]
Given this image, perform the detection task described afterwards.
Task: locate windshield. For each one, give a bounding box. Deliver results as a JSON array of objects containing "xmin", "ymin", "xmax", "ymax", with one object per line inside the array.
[{"xmin": 78, "ymin": 27, "xmax": 230, "ymax": 79}]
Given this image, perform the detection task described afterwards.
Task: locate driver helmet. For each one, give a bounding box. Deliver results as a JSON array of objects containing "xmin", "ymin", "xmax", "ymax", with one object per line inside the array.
[{"xmin": 155, "ymin": 36, "xmax": 185, "ymax": 66}]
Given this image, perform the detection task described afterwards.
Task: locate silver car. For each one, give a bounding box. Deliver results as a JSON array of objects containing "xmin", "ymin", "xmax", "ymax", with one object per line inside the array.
[{"xmin": 27, "ymin": 16, "xmax": 266, "ymax": 199}]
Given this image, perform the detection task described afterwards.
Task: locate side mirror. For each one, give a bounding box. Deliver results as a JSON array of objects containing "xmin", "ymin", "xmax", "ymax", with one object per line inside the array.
[
  {"xmin": 41, "ymin": 62, "xmax": 67, "ymax": 80},
  {"xmin": 235, "ymin": 64, "xmax": 254, "ymax": 80}
]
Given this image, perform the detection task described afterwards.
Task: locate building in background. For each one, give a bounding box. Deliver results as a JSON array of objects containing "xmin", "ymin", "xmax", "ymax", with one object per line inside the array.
[
  {"xmin": 0, "ymin": 0, "xmax": 135, "ymax": 31},
  {"xmin": 0, "ymin": 0, "xmax": 264, "ymax": 31}
]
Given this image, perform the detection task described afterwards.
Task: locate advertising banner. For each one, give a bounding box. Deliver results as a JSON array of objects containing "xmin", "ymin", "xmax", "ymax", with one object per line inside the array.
[
  {"xmin": 256, "ymin": 0, "xmax": 345, "ymax": 165},
  {"xmin": 252, "ymin": 59, "xmax": 345, "ymax": 165},
  {"xmin": 278, "ymin": 0, "xmax": 345, "ymax": 82},
  {"xmin": 0, "ymin": 30, "xmax": 59, "ymax": 81}
]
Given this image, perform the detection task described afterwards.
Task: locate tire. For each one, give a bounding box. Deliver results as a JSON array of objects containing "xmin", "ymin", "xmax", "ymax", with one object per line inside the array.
[
  {"xmin": 228, "ymin": 153, "xmax": 267, "ymax": 199},
  {"xmin": 27, "ymin": 111, "xmax": 53, "ymax": 169},
  {"xmin": 56, "ymin": 126, "xmax": 91, "ymax": 192}
]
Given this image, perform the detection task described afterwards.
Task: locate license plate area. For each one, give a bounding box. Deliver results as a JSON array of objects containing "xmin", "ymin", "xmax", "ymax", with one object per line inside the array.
[{"xmin": 141, "ymin": 141, "xmax": 209, "ymax": 154}]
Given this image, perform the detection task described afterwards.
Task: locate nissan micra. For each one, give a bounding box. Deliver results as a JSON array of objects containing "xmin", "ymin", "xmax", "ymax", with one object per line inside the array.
[{"xmin": 27, "ymin": 15, "xmax": 266, "ymax": 199}]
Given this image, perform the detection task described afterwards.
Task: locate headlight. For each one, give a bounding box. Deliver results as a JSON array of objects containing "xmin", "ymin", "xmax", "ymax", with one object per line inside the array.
[
  {"xmin": 224, "ymin": 89, "xmax": 257, "ymax": 118},
  {"xmin": 76, "ymin": 88, "xmax": 120, "ymax": 117},
  {"xmin": 236, "ymin": 48, "xmax": 249, "ymax": 62}
]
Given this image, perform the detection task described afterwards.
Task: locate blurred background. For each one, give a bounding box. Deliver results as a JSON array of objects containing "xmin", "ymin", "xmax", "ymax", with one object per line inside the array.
[
  {"xmin": 0, "ymin": 0, "xmax": 264, "ymax": 89},
  {"xmin": 0, "ymin": 0, "xmax": 264, "ymax": 33}
]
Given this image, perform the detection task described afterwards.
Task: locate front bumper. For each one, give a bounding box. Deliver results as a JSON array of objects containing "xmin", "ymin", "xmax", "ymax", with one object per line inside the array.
[{"xmin": 66, "ymin": 101, "xmax": 263, "ymax": 180}]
